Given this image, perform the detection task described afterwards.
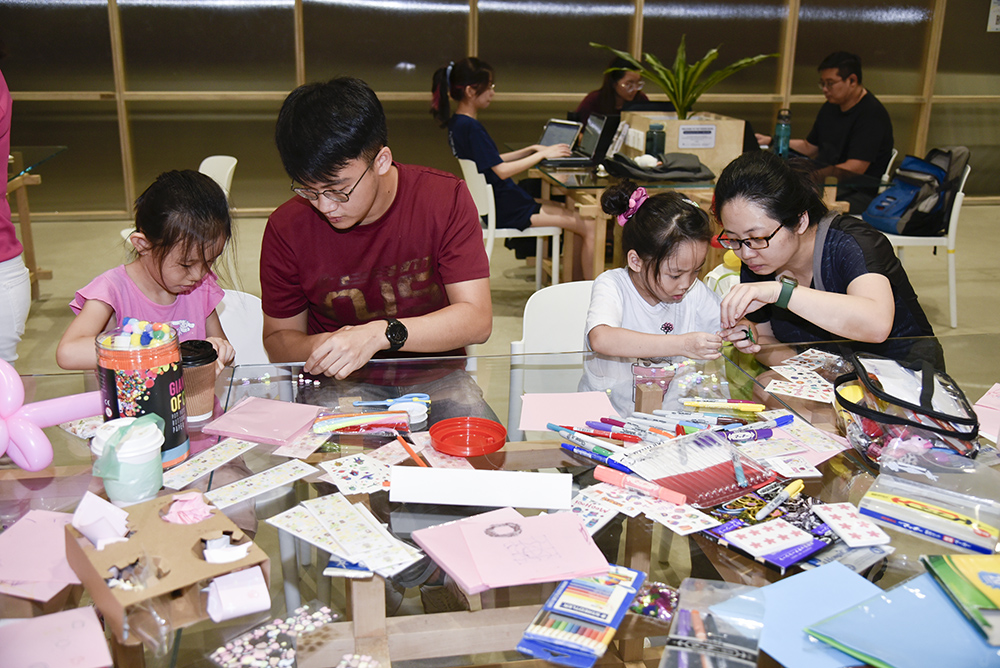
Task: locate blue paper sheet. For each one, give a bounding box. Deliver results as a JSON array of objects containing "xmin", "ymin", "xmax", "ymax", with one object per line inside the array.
[
  {"xmin": 807, "ymin": 572, "xmax": 1000, "ymax": 668},
  {"xmin": 756, "ymin": 562, "xmax": 881, "ymax": 668}
]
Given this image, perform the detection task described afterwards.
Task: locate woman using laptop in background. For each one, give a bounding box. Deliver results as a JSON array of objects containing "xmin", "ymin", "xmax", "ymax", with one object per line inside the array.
[
  {"xmin": 575, "ymin": 56, "xmax": 650, "ymax": 125},
  {"xmin": 432, "ymin": 57, "xmax": 597, "ymax": 280}
]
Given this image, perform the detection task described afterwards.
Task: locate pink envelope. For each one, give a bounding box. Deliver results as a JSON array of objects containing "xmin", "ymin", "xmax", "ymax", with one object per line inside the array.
[{"xmin": 203, "ymin": 396, "xmax": 320, "ymax": 446}]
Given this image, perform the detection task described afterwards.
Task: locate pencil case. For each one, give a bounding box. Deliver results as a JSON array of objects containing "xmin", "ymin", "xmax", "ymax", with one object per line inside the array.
[{"xmin": 516, "ymin": 565, "xmax": 645, "ymax": 668}]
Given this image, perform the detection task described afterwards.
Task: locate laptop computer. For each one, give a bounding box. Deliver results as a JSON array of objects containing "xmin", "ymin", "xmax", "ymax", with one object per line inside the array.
[
  {"xmin": 541, "ymin": 114, "xmax": 611, "ymax": 168},
  {"xmin": 538, "ymin": 119, "xmax": 582, "ymax": 147}
]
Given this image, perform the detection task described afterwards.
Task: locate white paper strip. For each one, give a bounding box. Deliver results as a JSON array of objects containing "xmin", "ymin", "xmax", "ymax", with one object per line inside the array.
[{"xmin": 389, "ymin": 467, "xmax": 572, "ymax": 510}]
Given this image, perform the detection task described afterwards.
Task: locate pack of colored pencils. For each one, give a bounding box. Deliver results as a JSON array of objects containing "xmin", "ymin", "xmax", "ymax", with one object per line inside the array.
[{"xmin": 517, "ymin": 565, "xmax": 645, "ymax": 668}]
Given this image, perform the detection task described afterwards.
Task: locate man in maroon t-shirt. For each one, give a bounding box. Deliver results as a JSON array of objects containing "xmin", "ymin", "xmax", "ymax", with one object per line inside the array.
[{"xmin": 262, "ymin": 77, "xmax": 492, "ymax": 379}]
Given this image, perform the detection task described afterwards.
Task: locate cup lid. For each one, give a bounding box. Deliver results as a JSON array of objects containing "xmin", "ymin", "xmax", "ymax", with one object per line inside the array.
[{"xmin": 181, "ymin": 339, "xmax": 219, "ymax": 367}]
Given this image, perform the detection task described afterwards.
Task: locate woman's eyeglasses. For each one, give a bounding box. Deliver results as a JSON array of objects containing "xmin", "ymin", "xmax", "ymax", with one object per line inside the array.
[{"xmin": 717, "ymin": 223, "xmax": 784, "ymax": 250}]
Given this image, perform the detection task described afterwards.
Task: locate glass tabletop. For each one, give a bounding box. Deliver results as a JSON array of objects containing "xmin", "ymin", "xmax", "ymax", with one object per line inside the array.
[{"xmin": 7, "ymin": 145, "xmax": 68, "ymax": 181}]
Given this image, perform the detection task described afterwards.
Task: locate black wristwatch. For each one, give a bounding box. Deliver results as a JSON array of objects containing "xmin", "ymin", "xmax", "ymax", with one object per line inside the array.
[
  {"xmin": 385, "ymin": 318, "xmax": 408, "ymax": 352},
  {"xmin": 775, "ymin": 276, "xmax": 798, "ymax": 309}
]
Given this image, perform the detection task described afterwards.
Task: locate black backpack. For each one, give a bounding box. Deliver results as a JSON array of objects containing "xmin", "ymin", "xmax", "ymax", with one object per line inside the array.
[{"xmin": 862, "ymin": 146, "xmax": 970, "ymax": 236}]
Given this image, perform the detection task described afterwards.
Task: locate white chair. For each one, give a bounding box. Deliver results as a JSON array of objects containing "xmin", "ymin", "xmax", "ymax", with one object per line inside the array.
[
  {"xmin": 121, "ymin": 155, "xmax": 239, "ymax": 242},
  {"xmin": 198, "ymin": 155, "xmax": 238, "ymax": 198},
  {"xmin": 457, "ymin": 158, "xmax": 561, "ymax": 291},
  {"xmin": 507, "ymin": 280, "xmax": 594, "ymax": 442},
  {"xmin": 880, "ymin": 164, "xmax": 971, "ymax": 329},
  {"xmin": 217, "ymin": 289, "xmax": 270, "ymax": 365}
]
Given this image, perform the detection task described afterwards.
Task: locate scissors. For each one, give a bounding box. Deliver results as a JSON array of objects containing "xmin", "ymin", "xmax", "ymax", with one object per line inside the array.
[{"xmin": 353, "ymin": 393, "xmax": 431, "ymax": 408}]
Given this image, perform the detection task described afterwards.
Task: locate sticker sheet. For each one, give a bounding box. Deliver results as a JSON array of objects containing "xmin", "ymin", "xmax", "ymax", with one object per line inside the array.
[
  {"xmin": 273, "ymin": 431, "xmax": 330, "ymax": 459},
  {"xmin": 781, "ymin": 348, "xmax": 842, "ymax": 369},
  {"xmin": 722, "ymin": 518, "xmax": 814, "ymax": 558},
  {"xmin": 317, "ymin": 453, "xmax": 390, "ymax": 495},
  {"xmin": 265, "ymin": 505, "xmax": 347, "ymax": 556},
  {"xmin": 646, "ymin": 504, "xmax": 721, "ymax": 536},
  {"xmin": 771, "ymin": 365, "xmax": 830, "ymax": 386},
  {"xmin": 764, "ymin": 455, "xmax": 823, "ymax": 478},
  {"xmin": 58, "ymin": 415, "xmax": 104, "ymax": 440},
  {"xmin": 780, "ymin": 419, "xmax": 847, "ymax": 453},
  {"xmin": 568, "ymin": 494, "xmax": 620, "ymax": 535},
  {"xmin": 578, "ymin": 482, "xmax": 651, "ymax": 517},
  {"xmin": 163, "ymin": 438, "xmax": 259, "ymax": 490},
  {"xmin": 205, "ymin": 459, "xmax": 317, "ymax": 509},
  {"xmin": 736, "ymin": 437, "xmax": 807, "ymax": 461},
  {"xmin": 812, "ymin": 502, "xmax": 891, "ymax": 547},
  {"xmin": 367, "ymin": 436, "xmax": 429, "ymax": 466},
  {"xmin": 765, "ymin": 379, "xmax": 834, "ymax": 403},
  {"xmin": 421, "ymin": 447, "xmax": 475, "ymax": 469}
]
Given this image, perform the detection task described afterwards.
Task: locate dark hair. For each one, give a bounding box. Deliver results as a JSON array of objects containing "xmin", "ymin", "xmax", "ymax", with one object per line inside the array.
[
  {"xmin": 602, "ymin": 180, "xmax": 712, "ymax": 287},
  {"xmin": 275, "ymin": 77, "xmax": 388, "ymax": 185},
  {"xmin": 132, "ymin": 170, "xmax": 232, "ymax": 271},
  {"xmin": 596, "ymin": 56, "xmax": 641, "ymax": 114},
  {"xmin": 713, "ymin": 151, "xmax": 827, "ymax": 230},
  {"xmin": 430, "ymin": 57, "xmax": 494, "ymax": 128},
  {"xmin": 818, "ymin": 51, "xmax": 862, "ymax": 85}
]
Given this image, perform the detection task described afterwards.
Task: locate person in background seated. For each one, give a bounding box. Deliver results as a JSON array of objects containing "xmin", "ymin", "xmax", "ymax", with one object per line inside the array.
[
  {"xmin": 575, "ymin": 56, "xmax": 650, "ymax": 126},
  {"xmin": 756, "ymin": 51, "xmax": 894, "ymax": 214},
  {"xmin": 432, "ymin": 57, "xmax": 597, "ymax": 280},
  {"xmin": 715, "ymin": 151, "xmax": 938, "ymax": 367}
]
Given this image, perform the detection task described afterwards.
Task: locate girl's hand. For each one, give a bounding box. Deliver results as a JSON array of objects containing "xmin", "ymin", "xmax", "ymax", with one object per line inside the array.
[
  {"xmin": 541, "ymin": 143, "xmax": 572, "ymax": 159},
  {"xmin": 720, "ymin": 282, "xmax": 782, "ymax": 329},
  {"xmin": 678, "ymin": 332, "xmax": 723, "ymax": 360},
  {"xmin": 720, "ymin": 323, "xmax": 762, "ymax": 355},
  {"xmin": 206, "ymin": 336, "xmax": 236, "ymax": 371}
]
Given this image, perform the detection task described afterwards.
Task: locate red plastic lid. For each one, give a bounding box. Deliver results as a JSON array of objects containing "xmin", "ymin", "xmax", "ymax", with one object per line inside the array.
[{"xmin": 429, "ymin": 417, "xmax": 507, "ymax": 457}]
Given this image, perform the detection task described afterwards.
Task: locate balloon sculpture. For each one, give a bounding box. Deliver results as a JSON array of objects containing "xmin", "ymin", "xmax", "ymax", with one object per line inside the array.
[{"xmin": 0, "ymin": 359, "xmax": 103, "ymax": 471}]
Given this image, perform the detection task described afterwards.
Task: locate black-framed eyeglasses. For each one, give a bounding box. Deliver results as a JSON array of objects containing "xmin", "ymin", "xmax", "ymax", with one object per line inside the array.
[
  {"xmin": 291, "ymin": 158, "xmax": 374, "ymax": 203},
  {"xmin": 717, "ymin": 223, "xmax": 784, "ymax": 251},
  {"xmin": 818, "ymin": 78, "xmax": 843, "ymax": 91}
]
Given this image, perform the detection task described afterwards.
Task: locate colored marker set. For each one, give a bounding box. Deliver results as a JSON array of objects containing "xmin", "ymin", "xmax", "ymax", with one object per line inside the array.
[{"xmin": 517, "ymin": 565, "xmax": 645, "ymax": 668}]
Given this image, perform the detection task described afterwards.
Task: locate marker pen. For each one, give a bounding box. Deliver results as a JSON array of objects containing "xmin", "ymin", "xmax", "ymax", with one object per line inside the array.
[
  {"xmin": 683, "ymin": 400, "xmax": 766, "ymax": 412},
  {"xmin": 726, "ymin": 414, "xmax": 794, "ymax": 433},
  {"xmin": 564, "ymin": 424, "xmax": 642, "ymax": 443},
  {"xmin": 547, "ymin": 423, "xmax": 627, "ymax": 454},
  {"xmin": 593, "ymin": 465, "xmax": 687, "ymax": 505},
  {"xmin": 754, "ymin": 479, "xmax": 805, "ymax": 521},
  {"xmin": 723, "ymin": 428, "xmax": 773, "ymax": 443},
  {"xmin": 560, "ymin": 443, "xmax": 633, "ymax": 474}
]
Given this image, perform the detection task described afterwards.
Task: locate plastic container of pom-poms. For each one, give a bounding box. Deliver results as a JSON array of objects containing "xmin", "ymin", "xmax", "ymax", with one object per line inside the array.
[{"xmin": 429, "ymin": 417, "xmax": 507, "ymax": 457}]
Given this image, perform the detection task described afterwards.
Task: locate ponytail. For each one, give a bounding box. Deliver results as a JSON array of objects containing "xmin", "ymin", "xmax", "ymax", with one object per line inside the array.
[{"xmin": 430, "ymin": 57, "xmax": 494, "ymax": 128}]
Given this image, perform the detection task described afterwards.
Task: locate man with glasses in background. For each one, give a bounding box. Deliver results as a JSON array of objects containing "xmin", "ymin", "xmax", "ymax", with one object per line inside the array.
[
  {"xmin": 757, "ymin": 52, "xmax": 894, "ymax": 213},
  {"xmin": 261, "ymin": 77, "xmax": 492, "ymax": 379}
]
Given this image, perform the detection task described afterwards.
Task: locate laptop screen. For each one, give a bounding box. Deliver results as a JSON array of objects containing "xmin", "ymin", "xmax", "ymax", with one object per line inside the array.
[
  {"xmin": 577, "ymin": 115, "xmax": 607, "ymax": 157},
  {"xmin": 539, "ymin": 120, "xmax": 582, "ymax": 147}
]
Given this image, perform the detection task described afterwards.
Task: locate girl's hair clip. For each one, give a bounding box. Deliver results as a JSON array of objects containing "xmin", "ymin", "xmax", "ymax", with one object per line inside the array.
[
  {"xmin": 616, "ymin": 186, "xmax": 649, "ymax": 226},
  {"xmin": 681, "ymin": 196, "xmax": 699, "ymax": 209}
]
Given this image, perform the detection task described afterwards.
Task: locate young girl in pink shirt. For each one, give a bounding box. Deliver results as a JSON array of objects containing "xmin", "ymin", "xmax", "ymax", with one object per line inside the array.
[{"xmin": 57, "ymin": 170, "xmax": 235, "ymax": 369}]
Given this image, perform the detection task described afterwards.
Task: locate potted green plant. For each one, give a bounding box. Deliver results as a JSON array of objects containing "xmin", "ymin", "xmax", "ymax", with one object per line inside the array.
[{"xmin": 592, "ymin": 37, "xmax": 777, "ymax": 120}]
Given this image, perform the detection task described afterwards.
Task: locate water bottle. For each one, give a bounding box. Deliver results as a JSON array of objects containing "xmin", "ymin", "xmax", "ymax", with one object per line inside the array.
[
  {"xmin": 773, "ymin": 109, "xmax": 791, "ymax": 158},
  {"xmin": 645, "ymin": 123, "xmax": 666, "ymax": 156}
]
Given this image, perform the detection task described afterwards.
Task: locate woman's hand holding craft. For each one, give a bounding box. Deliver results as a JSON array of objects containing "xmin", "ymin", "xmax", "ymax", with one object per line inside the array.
[
  {"xmin": 720, "ymin": 323, "xmax": 761, "ymax": 354},
  {"xmin": 720, "ymin": 282, "xmax": 782, "ymax": 329}
]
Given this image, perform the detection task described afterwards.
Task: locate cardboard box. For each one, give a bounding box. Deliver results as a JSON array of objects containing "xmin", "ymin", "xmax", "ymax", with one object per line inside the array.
[
  {"xmin": 65, "ymin": 492, "xmax": 269, "ymax": 645},
  {"xmin": 620, "ymin": 111, "xmax": 746, "ymax": 180}
]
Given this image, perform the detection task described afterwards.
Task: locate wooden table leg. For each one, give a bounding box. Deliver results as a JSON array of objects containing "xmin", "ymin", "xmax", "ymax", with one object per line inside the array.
[
  {"xmin": 349, "ymin": 576, "xmax": 392, "ymax": 666},
  {"xmin": 618, "ymin": 515, "xmax": 653, "ymax": 664}
]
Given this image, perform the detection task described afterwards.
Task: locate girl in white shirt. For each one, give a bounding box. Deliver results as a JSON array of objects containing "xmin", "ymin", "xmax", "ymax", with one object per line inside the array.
[{"xmin": 580, "ymin": 180, "xmax": 745, "ymax": 414}]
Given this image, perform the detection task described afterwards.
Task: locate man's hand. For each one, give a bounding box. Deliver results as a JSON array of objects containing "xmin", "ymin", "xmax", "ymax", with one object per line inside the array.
[{"xmin": 303, "ymin": 320, "xmax": 387, "ymax": 379}]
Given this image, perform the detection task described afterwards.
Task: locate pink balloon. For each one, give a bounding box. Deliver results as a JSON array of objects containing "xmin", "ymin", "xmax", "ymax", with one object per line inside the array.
[
  {"xmin": 0, "ymin": 360, "xmax": 24, "ymax": 418},
  {"xmin": 18, "ymin": 392, "xmax": 102, "ymax": 429},
  {"xmin": 6, "ymin": 418, "xmax": 52, "ymax": 471},
  {"xmin": 0, "ymin": 360, "xmax": 104, "ymax": 472}
]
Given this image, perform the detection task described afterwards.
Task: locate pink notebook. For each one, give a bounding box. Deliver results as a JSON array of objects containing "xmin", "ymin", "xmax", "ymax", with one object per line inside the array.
[{"xmin": 202, "ymin": 397, "xmax": 320, "ymax": 446}]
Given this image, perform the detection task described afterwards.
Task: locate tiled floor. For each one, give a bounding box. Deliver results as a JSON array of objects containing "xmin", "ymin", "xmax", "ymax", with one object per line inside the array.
[{"xmin": 13, "ymin": 205, "xmax": 1000, "ymax": 666}]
